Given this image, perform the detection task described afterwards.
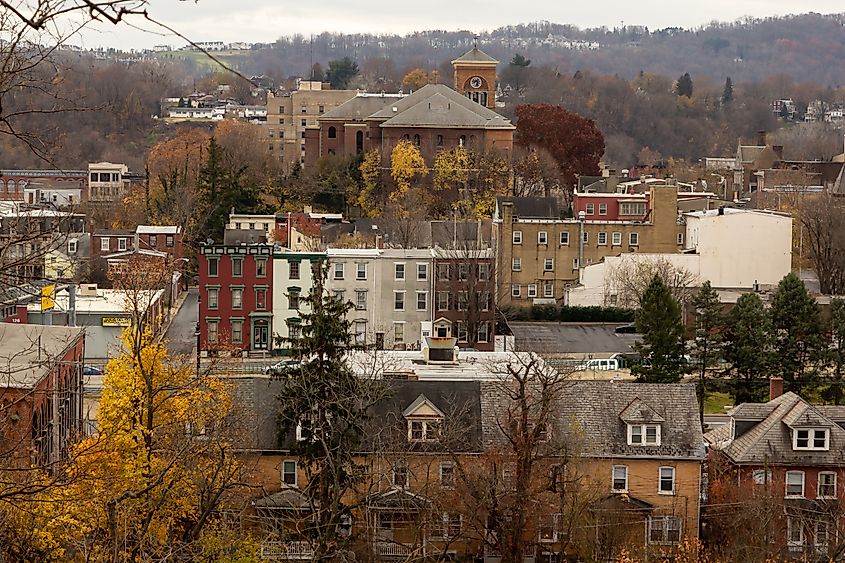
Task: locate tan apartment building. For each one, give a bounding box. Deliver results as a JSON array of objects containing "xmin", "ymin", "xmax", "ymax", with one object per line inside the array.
[
  {"xmin": 494, "ymin": 186, "xmax": 683, "ymax": 308},
  {"xmin": 265, "ymin": 81, "xmax": 357, "ymax": 170}
]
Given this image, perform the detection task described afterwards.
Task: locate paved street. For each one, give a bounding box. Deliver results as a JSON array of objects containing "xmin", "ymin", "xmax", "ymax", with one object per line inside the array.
[{"xmin": 164, "ymin": 288, "xmax": 199, "ymax": 357}]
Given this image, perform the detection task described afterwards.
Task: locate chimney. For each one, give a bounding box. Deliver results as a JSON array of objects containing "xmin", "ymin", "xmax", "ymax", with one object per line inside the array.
[
  {"xmin": 770, "ymin": 377, "xmax": 784, "ymax": 401},
  {"xmin": 756, "ymin": 131, "xmax": 767, "ymax": 147},
  {"xmin": 773, "ymin": 145, "xmax": 784, "ymax": 160}
]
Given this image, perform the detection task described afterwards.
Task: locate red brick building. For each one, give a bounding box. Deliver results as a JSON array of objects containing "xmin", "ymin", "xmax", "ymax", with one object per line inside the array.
[
  {"xmin": 199, "ymin": 244, "xmax": 274, "ymax": 355},
  {"xmin": 0, "ymin": 324, "xmax": 84, "ymax": 467}
]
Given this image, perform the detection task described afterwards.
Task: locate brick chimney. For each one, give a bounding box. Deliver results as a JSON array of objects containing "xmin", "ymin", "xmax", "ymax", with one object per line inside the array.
[{"xmin": 770, "ymin": 376, "xmax": 784, "ymax": 401}]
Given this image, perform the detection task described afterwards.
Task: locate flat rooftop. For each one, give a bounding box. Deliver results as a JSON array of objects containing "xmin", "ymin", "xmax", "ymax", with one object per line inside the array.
[
  {"xmin": 0, "ymin": 324, "xmax": 84, "ymax": 388},
  {"xmin": 509, "ymin": 322, "xmax": 639, "ymax": 357}
]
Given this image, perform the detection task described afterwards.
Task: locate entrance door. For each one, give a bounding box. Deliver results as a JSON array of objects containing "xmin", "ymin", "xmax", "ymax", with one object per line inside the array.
[{"xmin": 253, "ymin": 320, "xmax": 269, "ymax": 350}]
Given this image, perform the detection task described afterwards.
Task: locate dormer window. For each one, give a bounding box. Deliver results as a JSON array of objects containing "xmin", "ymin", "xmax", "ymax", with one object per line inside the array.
[
  {"xmin": 793, "ymin": 428, "xmax": 829, "ymax": 450},
  {"xmin": 628, "ymin": 423, "xmax": 661, "ymax": 446},
  {"xmin": 408, "ymin": 419, "xmax": 440, "ymax": 442},
  {"xmin": 403, "ymin": 394, "xmax": 445, "ymax": 443}
]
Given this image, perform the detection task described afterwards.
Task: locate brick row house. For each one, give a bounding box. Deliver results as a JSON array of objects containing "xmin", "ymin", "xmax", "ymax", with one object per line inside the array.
[{"xmin": 235, "ymin": 375, "xmax": 704, "ymax": 561}]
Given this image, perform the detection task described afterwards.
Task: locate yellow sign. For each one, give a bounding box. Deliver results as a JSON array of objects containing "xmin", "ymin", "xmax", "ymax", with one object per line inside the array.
[
  {"xmin": 40, "ymin": 285, "xmax": 55, "ymax": 312},
  {"xmin": 102, "ymin": 317, "xmax": 131, "ymax": 327}
]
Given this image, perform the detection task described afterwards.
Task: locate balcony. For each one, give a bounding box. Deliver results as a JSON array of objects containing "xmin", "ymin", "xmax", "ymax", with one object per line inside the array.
[
  {"xmin": 484, "ymin": 543, "xmax": 537, "ymax": 562},
  {"xmin": 374, "ymin": 542, "xmax": 414, "ymax": 558},
  {"xmin": 260, "ymin": 540, "xmax": 314, "ymax": 560}
]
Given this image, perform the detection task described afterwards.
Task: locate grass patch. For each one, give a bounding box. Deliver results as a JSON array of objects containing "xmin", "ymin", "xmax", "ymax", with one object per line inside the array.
[{"xmin": 704, "ymin": 390, "xmax": 733, "ymax": 414}]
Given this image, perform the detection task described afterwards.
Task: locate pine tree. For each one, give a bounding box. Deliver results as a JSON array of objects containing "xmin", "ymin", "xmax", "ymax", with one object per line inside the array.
[
  {"xmin": 826, "ymin": 298, "xmax": 845, "ymax": 404},
  {"xmin": 273, "ymin": 266, "xmax": 386, "ymax": 560},
  {"xmin": 632, "ymin": 275, "xmax": 687, "ymax": 383},
  {"xmin": 722, "ymin": 76, "xmax": 733, "ymax": 104},
  {"xmin": 770, "ymin": 272, "xmax": 827, "ymax": 393},
  {"xmin": 675, "ymin": 72, "xmax": 694, "ymax": 98},
  {"xmin": 692, "ymin": 281, "xmax": 723, "ymax": 422},
  {"xmin": 723, "ymin": 293, "xmax": 771, "ymax": 403}
]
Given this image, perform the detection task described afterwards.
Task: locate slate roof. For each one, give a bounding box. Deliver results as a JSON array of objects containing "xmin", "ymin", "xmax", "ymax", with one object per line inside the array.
[
  {"xmin": 451, "ymin": 47, "xmax": 498, "ymax": 64},
  {"xmin": 0, "ymin": 324, "xmax": 84, "ymax": 388},
  {"xmin": 705, "ymin": 392, "xmax": 845, "ymax": 466},
  {"xmin": 319, "ymin": 95, "xmax": 396, "ymax": 121},
  {"xmin": 496, "ymin": 196, "xmax": 560, "ymax": 219},
  {"xmin": 480, "ymin": 380, "xmax": 705, "ymax": 460},
  {"xmin": 509, "ymin": 322, "xmax": 639, "ymax": 356},
  {"xmin": 228, "ymin": 376, "xmax": 284, "ymax": 451}
]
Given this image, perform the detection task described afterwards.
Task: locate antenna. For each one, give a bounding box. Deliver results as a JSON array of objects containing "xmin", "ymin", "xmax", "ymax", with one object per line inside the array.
[{"xmin": 473, "ymin": 35, "xmax": 479, "ymax": 49}]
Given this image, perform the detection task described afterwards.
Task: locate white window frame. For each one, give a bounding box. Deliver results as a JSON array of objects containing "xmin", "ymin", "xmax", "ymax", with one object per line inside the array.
[
  {"xmin": 598, "ymin": 203, "xmax": 607, "ymax": 215},
  {"xmin": 356, "ymin": 262, "xmax": 367, "ymax": 280},
  {"xmin": 677, "ymin": 232, "xmax": 684, "ymax": 245},
  {"xmin": 787, "ymin": 516, "xmax": 805, "ymax": 548},
  {"xmin": 393, "ymin": 321, "xmax": 405, "ymax": 344},
  {"xmin": 560, "ymin": 231, "xmax": 570, "ymax": 246},
  {"xmin": 629, "ymin": 232, "xmax": 639, "ymax": 246},
  {"xmin": 818, "ymin": 472, "xmax": 837, "ymax": 499},
  {"xmin": 394, "ymin": 291, "xmax": 406, "ymax": 311},
  {"xmin": 282, "ymin": 460, "xmax": 297, "ymax": 487},
  {"xmin": 628, "ymin": 423, "xmax": 661, "ymax": 446},
  {"xmin": 231, "ymin": 288, "xmax": 243, "ymax": 309},
  {"xmin": 512, "ymin": 257, "xmax": 521, "ymax": 272},
  {"xmin": 511, "ymin": 284, "xmax": 521, "ymax": 298},
  {"xmin": 117, "ymin": 238, "xmax": 127, "ymax": 251},
  {"xmin": 648, "ymin": 516, "xmax": 682, "ymax": 545},
  {"xmin": 612, "ymin": 465, "xmax": 628, "ymax": 492},
  {"xmin": 752, "ymin": 468, "xmax": 772, "ymax": 485},
  {"xmin": 543, "ymin": 281, "xmax": 554, "ymax": 298},
  {"xmin": 394, "ymin": 262, "xmax": 406, "ymax": 281},
  {"xmin": 417, "ymin": 263, "xmax": 428, "ymax": 281},
  {"xmin": 815, "ymin": 520, "xmax": 830, "ymax": 549},
  {"xmin": 597, "ymin": 232, "xmax": 607, "ymax": 246},
  {"xmin": 477, "ymin": 321, "xmax": 490, "ymax": 343},
  {"xmin": 793, "ymin": 428, "xmax": 829, "ymax": 451},
  {"xmin": 334, "ymin": 262, "xmax": 344, "ymax": 280},
  {"xmin": 612, "ymin": 232, "xmax": 622, "ymax": 246},
  {"xmin": 437, "ymin": 291, "xmax": 449, "ymax": 311},
  {"xmin": 440, "ymin": 462, "xmax": 455, "ymax": 487},
  {"xmin": 207, "ymin": 288, "xmax": 219, "ymax": 310},
  {"xmin": 416, "ymin": 291, "xmax": 427, "ymax": 311},
  {"xmin": 538, "ymin": 513, "xmax": 562, "ymax": 543},
  {"xmin": 527, "ymin": 284, "xmax": 537, "ymax": 298},
  {"xmin": 512, "ymin": 230, "xmax": 522, "ymax": 244},
  {"xmin": 585, "ymin": 203, "xmax": 595, "ymax": 215},
  {"xmin": 544, "ymin": 258, "xmax": 554, "ymax": 272},
  {"xmin": 100, "ymin": 237, "xmax": 110, "ymax": 252},
  {"xmin": 538, "ymin": 231, "xmax": 548, "ymax": 245},
  {"xmin": 355, "ymin": 290, "xmax": 367, "ymax": 310},
  {"xmin": 67, "ymin": 240, "xmax": 77, "ymax": 254},
  {"xmin": 786, "ymin": 470, "xmax": 805, "ymax": 498},
  {"xmin": 207, "ymin": 320, "xmax": 218, "ymax": 344},
  {"xmin": 658, "ymin": 466, "xmax": 675, "ymax": 495},
  {"xmin": 231, "ymin": 320, "xmax": 243, "ymax": 344}
]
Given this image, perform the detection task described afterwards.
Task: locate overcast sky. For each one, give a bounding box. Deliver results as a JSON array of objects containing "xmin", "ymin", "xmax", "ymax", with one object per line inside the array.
[{"xmin": 72, "ymin": 0, "xmax": 843, "ymax": 50}]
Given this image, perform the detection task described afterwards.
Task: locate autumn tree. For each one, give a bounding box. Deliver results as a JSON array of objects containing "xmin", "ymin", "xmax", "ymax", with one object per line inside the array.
[
  {"xmin": 401, "ymin": 68, "xmax": 432, "ymax": 90},
  {"xmin": 390, "ymin": 139, "xmax": 428, "ymax": 203},
  {"xmin": 770, "ymin": 272, "xmax": 827, "ymax": 394},
  {"xmin": 723, "ymin": 292, "xmax": 772, "ymax": 403},
  {"xmin": 511, "ymin": 145, "xmax": 562, "ymax": 199},
  {"xmin": 632, "ymin": 275, "xmax": 687, "ymax": 383},
  {"xmin": 514, "ymin": 104, "xmax": 605, "ymax": 192},
  {"xmin": 825, "ymin": 298, "xmax": 845, "ymax": 405},
  {"xmin": 357, "ymin": 149, "xmax": 385, "ymax": 217}
]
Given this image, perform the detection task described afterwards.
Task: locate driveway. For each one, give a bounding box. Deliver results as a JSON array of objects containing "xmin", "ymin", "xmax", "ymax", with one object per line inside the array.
[{"xmin": 164, "ymin": 287, "xmax": 199, "ymax": 357}]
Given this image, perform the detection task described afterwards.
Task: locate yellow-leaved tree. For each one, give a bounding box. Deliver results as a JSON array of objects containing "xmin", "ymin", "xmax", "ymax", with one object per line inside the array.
[
  {"xmin": 390, "ymin": 139, "xmax": 428, "ymax": 202},
  {"xmin": 357, "ymin": 149, "xmax": 384, "ymax": 217}
]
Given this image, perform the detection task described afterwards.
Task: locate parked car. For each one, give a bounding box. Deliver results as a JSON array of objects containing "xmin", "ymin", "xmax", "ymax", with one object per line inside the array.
[{"xmin": 83, "ymin": 365, "xmax": 103, "ymax": 376}]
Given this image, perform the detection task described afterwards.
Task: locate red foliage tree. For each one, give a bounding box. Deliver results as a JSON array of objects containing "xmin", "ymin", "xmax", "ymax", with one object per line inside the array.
[{"xmin": 514, "ymin": 104, "xmax": 605, "ymax": 191}]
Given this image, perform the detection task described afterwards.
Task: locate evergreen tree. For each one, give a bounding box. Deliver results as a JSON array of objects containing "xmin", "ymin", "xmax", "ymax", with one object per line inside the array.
[
  {"xmin": 692, "ymin": 281, "xmax": 723, "ymax": 422},
  {"xmin": 825, "ymin": 298, "xmax": 845, "ymax": 404},
  {"xmin": 326, "ymin": 57, "xmax": 359, "ymax": 89},
  {"xmin": 770, "ymin": 272, "xmax": 827, "ymax": 393},
  {"xmin": 675, "ymin": 72, "xmax": 694, "ymax": 97},
  {"xmin": 723, "ymin": 293, "xmax": 771, "ymax": 403},
  {"xmin": 273, "ymin": 267, "xmax": 386, "ymax": 560},
  {"xmin": 722, "ymin": 76, "xmax": 733, "ymax": 104},
  {"xmin": 632, "ymin": 275, "xmax": 687, "ymax": 383}
]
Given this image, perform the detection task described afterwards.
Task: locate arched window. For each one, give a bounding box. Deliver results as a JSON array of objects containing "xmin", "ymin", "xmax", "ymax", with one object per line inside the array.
[
  {"xmin": 436, "ymin": 134, "xmax": 444, "ymax": 147},
  {"xmin": 413, "ymin": 134, "xmax": 421, "ymax": 146},
  {"xmin": 403, "ymin": 134, "xmax": 410, "ymax": 141},
  {"xmin": 356, "ymin": 130, "xmax": 364, "ymax": 153},
  {"xmin": 459, "ymin": 135, "xmax": 466, "ymax": 146},
  {"xmin": 328, "ymin": 126, "xmax": 337, "ymax": 139}
]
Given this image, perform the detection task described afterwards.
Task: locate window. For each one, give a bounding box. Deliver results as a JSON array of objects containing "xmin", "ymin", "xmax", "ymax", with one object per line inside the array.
[
  {"xmin": 333, "ymin": 289, "xmax": 345, "ymax": 303},
  {"xmin": 289, "ymin": 261, "xmax": 300, "ymax": 280},
  {"xmin": 432, "ymin": 513, "xmax": 462, "ymax": 539},
  {"xmin": 478, "ymin": 321, "xmax": 490, "ymax": 343},
  {"xmin": 512, "ymin": 257, "xmax": 522, "ymax": 272},
  {"xmin": 416, "ymin": 291, "xmax": 427, "ymax": 311},
  {"xmin": 786, "ymin": 471, "xmax": 805, "ymax": 497},
  {"xmin": 149, "ymin": 235, "xmax": 158, "ymax": 247},
  {"xmin": 207, "ymin": 320, "xmax": 218, "ymax": 344},
  {"xmin": 538, "ymin": 513, "xmax": 562, "ymax": 543},
  {"xmin": 67, "ymin": 240, "xmax": 77, "ymax": 254},
  {"xmin": 819, "ymin": 472, "xmax": 837, "ymax": 498},
  {"xmin": 256, "ymin": 259, "xmax": 266, "ymax": 277},
  {"xmin": 598, "ymin": 232, "xmax": 607, "ymax": 245},
  {"xmin": 538, "ymin": 231, "xmax": 548, "ymax": 244},
  {"xmin": 207, "ymin": 288, "xmax": 219, "ymax": 309},
  {"xmin": 511, "ymin": 284, "xmax": 521, "ymax": 298},
  {"xmin": 301, "ymin": 119, "xmax": 306, "ymax": 127},
  {"xmin": 355, "ymin": 290, "xmax": 367, "ymax": 310},
  {"xmin": 393, "ymin": 322, "xmax": 405, "ymax": 344},
  {"xmin": 417, "ymin": 263, "xmax": 428, "ymax": 281},
  {"xmin": 512, "ymin": 230, "xmax": 523, "ymax": 244},
  {"xmin": 544, "ymin": 258, "xmax": 554, "ymax": 272},
  {"xmin": 628, "ymin": 423, "xmax": 661, "ymax": 446},
  {"xmin": 289, "ymin": 323, "xmax": 302, "ymax": 340},
  {"xmin": 392, "ymin": 463, "xmax": 409, "ymax": 487},
  {"xmin": 787, "ymin": 516, "xmax": 804, "ymax": 547},
  {"xmin": 356, "ymin": 262, "xmax": 367, "ymax": 280},
  {"xmin": 582, "ymin": 231, "xmax": 588, "ymax": 244},
  {"xmin": 752, "ymin": 469, "xmax": 771, "ymax": 485},
  {"xmin": 612, "ymin": 465, "xmax": 628, "ymax": 492},
  {"xmin": 527, "ymin": 284, "xmax": 537, "ymax": 298},
  {"xmin": 256, "ymin": 288, "xmax": 267, "ymax": 310},
  {"xmin": 457, "ymin": 291, "xmax": 468, "ymax": 311},
  {"xmin": 437, "ymin": 263, "xmax": 450, "ymax": 281},
  {"xmin": 649, "ymin": 516, "xmax": 682, "ymax": 545},
  {"xmin": 585, "ymin": 203, "xmax": 595, "ymax": 215},
  {"xmin": 456, "ymin": 321, "xmax": 468, "ymax": 342},
  {"xmin": 395, "ymin": 263, "xmax": 405, "ymax": 281},
  {"xmin": 231, "ymin": 288, "xmax": 243, "ymax": 309},
  {"xmin": 599, "ymin": 203, "xmax": 608, "ymax": 215},
  {"xmin": 815, "ymin": 520, "xmax": 829, "ymax": 549},
  {"xmin": 440, "ymin": 462, "xmax": 454, "ymax": 487},
  {"xmin": 458, "ymin": 263, "xmax": 468, "ymax": 281},
  {"xmin": 231, "ymin": 320, "xmax": 243, "ymax": 344},
  {"xmin": 629, "ymin": 232, "xmax": 639, "ymax": 246},
  {"xmin": 232, "ymin": 258, "xmax": 242, "ymax": 277},
  {"xmin": 334, "ymin": 262, "xmax": 344, "ymax": 280},
  {"xmin": 612, "ymin": 232, "xmax": 622, "ymax": 246},
  {"xmin": 408, "ymin": 419, "xmax": 439, "ymax": 442},
  {"xmin": 166, "ymin": 235, "xmax": 174, "ymax": 247},
  {"xmin": 437, "ymin": 291, "xmax": 450, "ymax": 311},
  {"xmin": 659, "ymin": 467, "xmax": 675, "ymax": 494},
  {"xmin": 436, "ymin": 134, "xmax": 444, "ymax": 146},
  {"xmin": 394, "ymin": 291, "xmax": 405, "ymax": 311},
  {"xmin": 478, "ymin": 263, "xmax": 490, "ymax": 281},
  {"xmin": 560, "ymin": 231, "xmax": 569, "ymax": 245},
  {"xmin": 543, "ymin": 281, "xmax": 554, "ymax": 298},
  {"xmin": 677, "ymin": 233, "xmax": 684, "ymax": 245},
  {"xmin": 620, "ymin": 202, "xmax": 646, "ymax": 216},
  {"xmin": 100, "ymin": 237, "xmax": 110, "ymax": 252},
  {"xmin": 208, "ymin": 257, "xmax": 219, "ymax": 277},
  {"xmin": 282, "ymin": 460, "xmax": 297, "ymax": 486},
  {"xmin": 319, "ymin": 105, "xmax": 325, "ymax": 113},
  {"xmin": 794, "ymin": 428, "xmax": 829, "ymax": 450},
  {"xmin": 118, "ymin": 238, "xmax": 127, "ymax": 251},
  {"xmin": 288, "ymin": 290, "xmax": 300, "ymax": 310},
  {"xmin": 354, "ymin": 320, "xmax": 366, "ymax": 344},
  {"xmin": 328, "ymin": 126, "xmax": 337, "ymax": 138}
]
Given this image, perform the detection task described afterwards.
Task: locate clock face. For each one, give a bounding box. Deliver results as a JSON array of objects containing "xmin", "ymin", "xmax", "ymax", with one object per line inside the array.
[{"xmin": 469, "ymin": 76, "xmax": 483, "ymax": 89}]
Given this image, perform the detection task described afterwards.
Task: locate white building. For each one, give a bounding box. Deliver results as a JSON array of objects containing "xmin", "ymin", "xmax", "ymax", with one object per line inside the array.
[{"xmin": 271, "ymin": 250, "xmax": 322, "ymax": 349}]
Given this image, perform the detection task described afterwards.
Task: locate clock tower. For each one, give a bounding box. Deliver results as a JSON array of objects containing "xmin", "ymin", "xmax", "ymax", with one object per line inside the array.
[{"xmin": 451, "ymin": 41, "xmax": 498, "ymax": 110}]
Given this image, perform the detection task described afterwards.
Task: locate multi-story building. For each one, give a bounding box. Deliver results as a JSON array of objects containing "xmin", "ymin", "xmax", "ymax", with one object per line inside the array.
[
  {"xmin": 494, "ymin": 186, "xmax": 683, "ymax": 308},
  {"xmin": 432, "ymin": 247, "xmax": 495, "ymax": 351},
  {"xmin": 271, "ymin": 250, "xmax": 323, "ymax": 350},
  {"xmin": 86, "ymin": 162, "xmax": 131, "ymax": 202},
  {"xmin": 265, "ymin": 81, "xmax": 357, "ymax": 169}
]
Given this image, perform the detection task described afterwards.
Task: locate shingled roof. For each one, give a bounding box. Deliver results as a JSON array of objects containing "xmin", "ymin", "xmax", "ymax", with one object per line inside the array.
[
  {"xmin": 319, "ymin": 95, "xmax": 397, "ymax": 122},
  {"xmin": 705, "ymin": 392, "xmax": 845, "ymax": 466},
  {"xmin": 451, "ymin": 46, "xmax": 498, "ymax": 64}
]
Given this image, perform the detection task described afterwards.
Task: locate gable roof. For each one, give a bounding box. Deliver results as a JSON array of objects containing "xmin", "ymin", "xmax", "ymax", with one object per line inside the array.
[
  {"xmin": 451, "ymin": 47, "xmax": 498, "ymax": 64},
  {"xmin": 619, "ymin": 397, "xmax": 666, "ymax": 424},
  {"xmin": 319, "ymin": 95, "xmax": 397, "ymax": 122},
  {"xmin": 402, "ymin": 393, "xmax": 446, "ymax": 418},
  {"xmin": 705, "ymin": 392, "xmax": 845, "ymax": 466}
]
